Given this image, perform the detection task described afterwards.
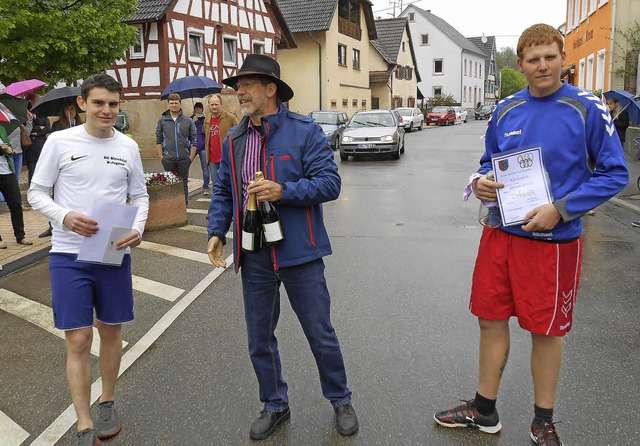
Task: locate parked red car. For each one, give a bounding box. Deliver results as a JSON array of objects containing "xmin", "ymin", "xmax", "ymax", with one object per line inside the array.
[{"xmin": 427, "ymin": 106, "xmax": 456, "ymax": 126}]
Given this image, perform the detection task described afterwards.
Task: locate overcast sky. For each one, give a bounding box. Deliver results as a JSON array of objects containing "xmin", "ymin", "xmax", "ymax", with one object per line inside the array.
[{"xmin": 369, "ymin": 0, "xmax": 568, "ymax": 50}]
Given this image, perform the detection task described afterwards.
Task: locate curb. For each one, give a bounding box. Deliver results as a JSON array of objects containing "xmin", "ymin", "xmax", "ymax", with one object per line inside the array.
[
  {"xmin": 0, "ymin": 245, "xmax": 51, "ymax": 278},
  {"xmin": 611, "ymin": 197, "xmax": 640, "ymax": 214}
]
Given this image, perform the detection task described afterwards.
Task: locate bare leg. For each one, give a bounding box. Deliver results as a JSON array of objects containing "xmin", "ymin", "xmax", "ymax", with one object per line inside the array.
[
  {"xmin": 531, "ymin": 333, "xmax": 562, "ymax": 409},
  {"xmin": 65, "ymin": 327, "xmax": 94, "ymax": 431},
  {"xmin": 96, "ymin": 321, "xmax": 123, "ymax": 403},
  {"xmin": 477, "ymin": 318, "xmax": 510, "ymax": 399}
]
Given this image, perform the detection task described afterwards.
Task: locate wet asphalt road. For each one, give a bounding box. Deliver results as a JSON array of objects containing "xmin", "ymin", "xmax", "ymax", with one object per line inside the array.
[{"xmin": 2, "ymin": 120, "xmax": 639, "ymax": 446}]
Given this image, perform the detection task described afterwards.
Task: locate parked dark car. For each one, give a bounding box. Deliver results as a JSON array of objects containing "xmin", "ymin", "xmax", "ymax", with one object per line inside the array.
[
  {"xmin": 340, "ymin": 109, "xmax": 405, "ymax": 161},
  {"xmin": 308, "ymin": 110, "xmax": 349, "ymax": 150},
  {"xmin": 426, "ymin": 106, "xmax": 456, "ymax": 126},
  {"xmin": 474, "ymin": 104, "xmax": 494, "ymax": 120}
]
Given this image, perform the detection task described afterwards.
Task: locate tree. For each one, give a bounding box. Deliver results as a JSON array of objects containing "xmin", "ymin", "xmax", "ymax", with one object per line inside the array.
[
  {"xmin": 612, "ymin": 20, "xmax": 640, "ymax": 93},
  {"xmin": 500, "ymin": 67, "xmax": 526, "ymax": 98},
  {"xmin": 0, "ymin": 0, "xmax": 138, "ymax": 86},
  {"xmin": 496, "ymin": 47, "xmax": 518, "ymax": 71}
]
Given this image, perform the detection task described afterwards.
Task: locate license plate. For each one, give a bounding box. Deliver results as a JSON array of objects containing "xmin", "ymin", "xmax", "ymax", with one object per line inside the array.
[
  {"xmin": 357, "ymin": 144, "xmax": 375, "ymax": 149},
  {"xmin": 431, "ymin": 118, "xmax": 438, "ymax": 122}
]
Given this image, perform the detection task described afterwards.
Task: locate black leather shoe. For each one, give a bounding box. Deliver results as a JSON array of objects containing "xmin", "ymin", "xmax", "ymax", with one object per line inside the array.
[
  {"xmin": 334, "ymin": 403, "xmax": 359, "ymax": 436},
  {"xmin": 249, "ymin": 408, "xmax": 290, "ymax": 440},
  {"xmin": 38, "ymin": 228, "xmax": 52, "ymax": 238}
]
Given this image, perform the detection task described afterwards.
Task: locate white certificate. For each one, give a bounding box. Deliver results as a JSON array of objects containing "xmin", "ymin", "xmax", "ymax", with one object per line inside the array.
[
  {"xmin": 491, "ymin": 147, "xmax": 553, "ymax": 226},
  {"xmin": 77, "ymin": 201, "xmax": 138, "ymax": 265}
]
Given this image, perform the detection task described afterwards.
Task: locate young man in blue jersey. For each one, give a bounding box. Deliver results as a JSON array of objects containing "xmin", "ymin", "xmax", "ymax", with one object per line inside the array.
[{"xmin": 434, "ymin": 24, "xmax": 628, "ymax": 445}]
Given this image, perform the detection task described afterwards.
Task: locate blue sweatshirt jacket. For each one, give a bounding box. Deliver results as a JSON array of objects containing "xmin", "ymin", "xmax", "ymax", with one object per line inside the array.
[
  {"xmin": 207, "ymin": 106, "xmax": 340, "ymax": 272},
  {"xmin": 480, "ymin": 82, "xmax": 628, "ymax": 242}
]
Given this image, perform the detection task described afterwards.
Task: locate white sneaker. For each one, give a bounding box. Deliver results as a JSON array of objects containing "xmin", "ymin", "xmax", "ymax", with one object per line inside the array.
[{"xmin": 203, "ymin": 189, "xmax": 210, "ymax": 196}]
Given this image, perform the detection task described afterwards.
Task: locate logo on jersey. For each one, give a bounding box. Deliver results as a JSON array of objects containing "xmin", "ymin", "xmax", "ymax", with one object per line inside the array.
[
  {"xmin": 504, "ymin": 129, "xmax": 522, "ymax": 137},
  {"xmin": 70, "ymin": 155, "xmax": 88, "ymax": 161}
]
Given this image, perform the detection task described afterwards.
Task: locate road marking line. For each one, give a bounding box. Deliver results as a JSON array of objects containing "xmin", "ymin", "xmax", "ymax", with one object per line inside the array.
[
  {"xmin": 195, "ymin": 198, "xmax": 210, "ymax": 202},
  {"xmin": 30, "ymin": 255, "xmax": 234, "ymax": 446},
  {"xmin": 132, "ymin": 275, "xmax": 183, "ymax": 302},
  {"xmin": 0, "ymin": 410, "xmax": 29, "ymax": 446},
  {"xmin": 187, "ymin": 209, "xmax": 208, "ymax": 215},
  {"xmin": 138, "ymin": 241, "xmax": 209, "ymax": 264},
  {"xmin": 0, "ymin": 289, "xmax": 128, "ymax": 357},
  {"xmin": 179, "ymin": 224, "xmax": 208, "ymax": 234}
]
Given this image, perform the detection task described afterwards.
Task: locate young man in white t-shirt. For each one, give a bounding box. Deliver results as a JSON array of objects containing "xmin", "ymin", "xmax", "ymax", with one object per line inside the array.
[{"xmin": 28, "ymin": 74, "xmax": 149, "ymax": 446}]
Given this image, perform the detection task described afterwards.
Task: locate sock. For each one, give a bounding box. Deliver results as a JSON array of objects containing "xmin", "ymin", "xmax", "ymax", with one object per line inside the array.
[
  {"xmin": 472, "ymin": 392, "xmax": 496, "ymax": 416},
  {"xmin": 533, "ymin": 404, "xmax": 554, "ymax": 424}
]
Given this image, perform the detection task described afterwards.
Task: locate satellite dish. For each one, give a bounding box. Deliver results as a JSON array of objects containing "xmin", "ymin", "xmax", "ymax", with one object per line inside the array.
[{"xmin": 481, "ymin": 34, "xmax": 487, "ymax": 44}]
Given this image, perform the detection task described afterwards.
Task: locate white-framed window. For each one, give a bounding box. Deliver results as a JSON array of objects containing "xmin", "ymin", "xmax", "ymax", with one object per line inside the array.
[
  {"xmin": 408, "ymin": 12, "xmax": 415, "ymax": 21},
  {"xmin": 579, "ymin": 58, "xmax": 586, "ymax": 88},
  {"xmin": 596, "ymin": 49, "xmax": 606, "ymax": 92},
  {"xmin": 223, "ymin": 35, "xmax": 237, "ymax": 66},
  {"xmin": 130, "ymin": 25, "xmax": 144, "ymax": 58},
  {"xmin": 188, "ymin": 29, "xmax": 204, "ymax": 62},
  {"xmin": 586, "ymin": 53, "xmax": 594, "ymax": 91},
  {"xmin": 433, "ymin": 86, "xmax": 442, "ymax": 96},
  {"xmin": 464, "ymin": 86, "xmax": 467, "ymax": 101},
  {"xmin": 421, "ymin": 34, "xmax": 429, "ymax": 45},
  {"xmin": 573, "ymin": 0, "xmax": 580, "ymax": 26},
  {"xmin": 464, "ymin": 58, "xmax": 467, "ymax": 76},
  {"xmin": 405, "ymin": 66, "xmax": 412, "ymax": 80},
  {"xmin": 338, "ymin": 44, "xmax": 347, "ymax": 66},
  {"xmin": 581, "ymin": 0, "xmax": 588, "ymax": 21},
  {"xmin": 567, "ymin": 0, "xmax": 575, "ymax": 28},
  {"xmin": 352, "ymin": 48, "xmax": 360, "ymax": 70},
  {"xmin": 589, "ymin": 0, "xmax": 597, "ymax": 14},
  {"xmin": 475, "ymin": 62, "xmax": 478, "ymax": 78},
  {"xmin": 434, "ymin": 59, "xmax": 443, "ymax": 75},
  {"xmin": 253, "ymin": 41, "xmax": 265, "ymax": 55},
  {"xmin": 598, "ymin": 0, "xmax": 608, "ymax": 6}
]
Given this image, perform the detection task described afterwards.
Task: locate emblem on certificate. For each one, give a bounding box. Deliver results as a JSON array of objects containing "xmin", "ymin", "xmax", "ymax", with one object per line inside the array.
[{"xmin": 491, "ymin": 147, "xmax": 553, "ymax": 226}]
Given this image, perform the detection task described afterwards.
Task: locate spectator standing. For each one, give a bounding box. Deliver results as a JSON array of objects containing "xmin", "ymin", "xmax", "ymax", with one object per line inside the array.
[
  {"xmin": 7, "ymin": 116, "xmax": 33, "ymax": 182},
  {"xmin": 114, "ymin": 107, "xmax": 130, "ymax": 133},
  {"xmin": 28, "ymin": 74, "xmax": 149, "ymax": 446},
  {"xmin": 155, "ymin": 93, "xmax": 197, "ymax": 204},
  {"xmin": 203, "ymin": 93, "xmax": 238, "ymax": 195},
  {"xmin": 26, "ymin": 111, "xmax": 51, "ymax": 185},
  {"xmin": 0, "ymin": 125, "xmax": 33, "ymax": 247},
  {"xmin": 207, "ymin": 54, "xmax": 358, "ymax": 440},
  {"xmin": 433, "ymin": 24, "xmax": 628, "ymax": 446},
  {"xmin": 607, "ymin": 97, "xmax": 629, "ymax": 145},
  {"xmin": 190, "ymin": 102, "xmax": 208, "ymax": 194}
]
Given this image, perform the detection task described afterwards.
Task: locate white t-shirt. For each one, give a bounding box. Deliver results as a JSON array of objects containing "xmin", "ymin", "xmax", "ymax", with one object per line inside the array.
[{"xmin": 29, "ymin": 125, "xmax": 149, "ymax": 254}]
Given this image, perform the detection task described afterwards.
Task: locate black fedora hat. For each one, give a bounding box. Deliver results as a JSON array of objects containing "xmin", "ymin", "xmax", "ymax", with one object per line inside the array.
[{"xmin": 222, "ymin": 54, "xmax": 294, "ymax": 102}]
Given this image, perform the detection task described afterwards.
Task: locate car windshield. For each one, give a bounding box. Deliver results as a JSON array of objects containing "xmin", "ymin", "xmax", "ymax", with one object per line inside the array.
[
  {"xmin": 479, "ymin": 105, "xmax": 492, "ymax": 111},
  {"xmin": 309, "ymin": 112, "xmax": 339, "ymax": 125},
  {"xmin": 348, "ymin": 113, "xmax": 394, "ymax": 128},
  {"xmin": 396, "ymin": 109, "xmax": 412, "ymax": 116},
  {"xmin": 432, "ymin": 107, "xmax": 448, "ymax": 113}
]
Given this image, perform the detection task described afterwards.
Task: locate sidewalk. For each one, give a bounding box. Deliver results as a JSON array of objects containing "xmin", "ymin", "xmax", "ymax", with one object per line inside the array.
[{"xmin": 0, "ymin": 158, "xmax": 206, "ymax": 277}]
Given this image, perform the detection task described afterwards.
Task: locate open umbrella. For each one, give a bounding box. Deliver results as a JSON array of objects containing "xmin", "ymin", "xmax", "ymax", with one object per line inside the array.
[
  {"xmin": 160, "ymin": 76, "xmax": 222, "ymax": 100},
  {"xmin": 0, "ymin": 103, "xmax": 20, "ymax": 135},
  {"xmin": 0, "ymin": 79, "xmax": 47, "ymax": 97},
  {"xmin": 0, "ymin": 94, "xmax": 28, "ymax": 122},
  {"xmin": 603, "ymin": 90, "xmax": 640, "ymax": 125},
  {"xmin": 31, "ymin": 86, "xmax": 81, "ymax": 117}
]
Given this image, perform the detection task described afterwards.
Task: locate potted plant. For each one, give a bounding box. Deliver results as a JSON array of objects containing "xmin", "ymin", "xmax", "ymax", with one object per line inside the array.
[{"xmin": 144, "ymin": 171, "xmax": 188, "ymax": 231}]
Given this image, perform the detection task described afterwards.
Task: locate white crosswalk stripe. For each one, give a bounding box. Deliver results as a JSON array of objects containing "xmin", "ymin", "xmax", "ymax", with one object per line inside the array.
[
  {"xmin": 0, "ymin": 289, "xmax": 127, "ymax": 357},
  {"xmin": 138, "ymin": 241, "xmax": 210, "ymax": 264},
  {"xmin": 187, "ymin": 208, "xmax": 208, "ymax": 215},
  {"xmin": 0, "ymin": 410, "xmax": 29, "ymax": 446},
  {"xmin": 195, "ymin": 198, "xmax": 210, "ymax": 202},
  {"xmin": 179, "ymin": 224, "xmax": 208, "ymax": 234},
  {"xmin": 132, "ymin": 275, "xmax": 184, "ymax": 302}
]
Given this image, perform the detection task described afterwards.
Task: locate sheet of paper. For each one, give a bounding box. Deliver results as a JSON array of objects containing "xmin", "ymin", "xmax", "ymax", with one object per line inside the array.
[
  {"xmin": 77, "ymin": 202, "xmax": 138, "ymax": 265},
  {"xmin": 492, "ymin": 147, "xmax": 553, "ymax": 226}
]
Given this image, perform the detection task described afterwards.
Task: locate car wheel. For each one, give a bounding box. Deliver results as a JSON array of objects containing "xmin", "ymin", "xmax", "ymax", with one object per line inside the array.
[
  {"xmin": 392, "ymin": 146, "xmax": 400, "ymax": 160},
  {"xmin": 400, "ymin": 137, "xmax": 405, "ymax": 154},
  {"xmin": 464, "ymin": 118, "xmax": 467, "ymax": 123},
  {"xmin": 339, "ymin": 152, "xmax": 348, "ymax": 161},
  {"xmin": 418, "ymin": 119, "xmax": 423, "ymax": 130}
]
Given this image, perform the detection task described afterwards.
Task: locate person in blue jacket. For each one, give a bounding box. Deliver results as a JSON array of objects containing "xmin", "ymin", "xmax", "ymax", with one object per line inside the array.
[
  {"xmin": 434, "ymin": 24, "xmax": 628, "ymax": 446},
  {"xmin": 206, "ymin": 54, "xmax": 358, "ymax": 440}
]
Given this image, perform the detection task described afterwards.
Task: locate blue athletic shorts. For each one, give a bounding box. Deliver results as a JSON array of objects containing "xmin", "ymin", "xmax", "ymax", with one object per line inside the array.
[{"xmin": 49, "ymin": 253, "xmax": 134, "ymax": 330}]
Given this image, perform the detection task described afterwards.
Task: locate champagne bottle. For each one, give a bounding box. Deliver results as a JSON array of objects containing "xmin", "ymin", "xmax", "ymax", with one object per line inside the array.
[
  {"xmin": 255, "ymin": 171, "xmax": 284, "ymax": 245},
  {"xmin": 241, "ymin": 181, "xmax": 261, "ymax": 252}
]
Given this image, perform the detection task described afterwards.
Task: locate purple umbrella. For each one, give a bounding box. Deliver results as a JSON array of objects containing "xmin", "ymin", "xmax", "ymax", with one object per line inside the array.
[{"xmin": 0, "ymin": 79, "xmax": 47, "ymax": 97}]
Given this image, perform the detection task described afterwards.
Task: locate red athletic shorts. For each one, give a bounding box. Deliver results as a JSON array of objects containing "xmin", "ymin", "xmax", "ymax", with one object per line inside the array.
[{"xmin": 470, "ymin": 228, "xmax": 582, "ymax": 337}]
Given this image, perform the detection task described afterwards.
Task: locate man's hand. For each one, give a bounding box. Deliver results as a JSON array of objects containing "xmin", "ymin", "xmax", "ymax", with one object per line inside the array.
[
  {"xmin": 115, "ymin": 229, "xmax": 141, "ymax": 249},
  {"xmin": 521, "ymin": 203, "xmax": 561, "ymax": 232},
  {"xmin": 248, "ymin": 179, "xmax": 282, "ymax": 203},
  {"xmin": 63, "ymin": 211, "xmax": 99, "ymax": 237},
  {"xmin": 207, "ymin": 236, "xmax": 226, "ymax": 268},
  {"xmin": 473, "ymin": 173, "xmax": 504, "ymax": 202}
]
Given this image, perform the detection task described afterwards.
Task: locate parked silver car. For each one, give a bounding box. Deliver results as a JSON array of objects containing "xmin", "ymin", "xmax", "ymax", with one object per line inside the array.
[
  {"xmin": 308, "ymin": 110, "xmax": 348, "ymax": 150},
  {"xmin": 340, "ymin": 109, "xmax": 405, "ymax": 161},
  {"xmin": 453, "ymin": 106, "xmax": 468, "ymax": 124},
  {"xmin": 394, "ymin": 107, "xmax": 424, "ymax": 132}
]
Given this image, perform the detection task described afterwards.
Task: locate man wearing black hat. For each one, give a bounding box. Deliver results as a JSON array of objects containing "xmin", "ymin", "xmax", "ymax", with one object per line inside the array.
[{"xmin": 206, "ymin": 54, "xmax": 358, "ymax": 440}]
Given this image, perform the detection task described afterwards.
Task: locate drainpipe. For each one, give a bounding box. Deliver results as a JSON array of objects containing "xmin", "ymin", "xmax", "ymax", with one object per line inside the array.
[
  {"xmin": 607, "ymin": 0, "xmax": 617, "ymax": 90},
  {"xmin": 309, "ymin": 32, "xmax": 322, "ymax": 109}
]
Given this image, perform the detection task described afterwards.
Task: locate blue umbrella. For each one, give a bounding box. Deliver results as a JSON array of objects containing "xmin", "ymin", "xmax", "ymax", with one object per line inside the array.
[
  {"xmin": 603, "ymin": 90, "xmax": 640, "ymax": 125},
  {"xmin": 160, "ymin": 76, "xmax": 222, "ymax": 100}
]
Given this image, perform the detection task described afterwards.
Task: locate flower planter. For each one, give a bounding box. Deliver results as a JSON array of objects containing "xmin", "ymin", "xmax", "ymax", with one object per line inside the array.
[{"xmin": 144, "ymin": 182, "xmax": 187, "ymax": 231}]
